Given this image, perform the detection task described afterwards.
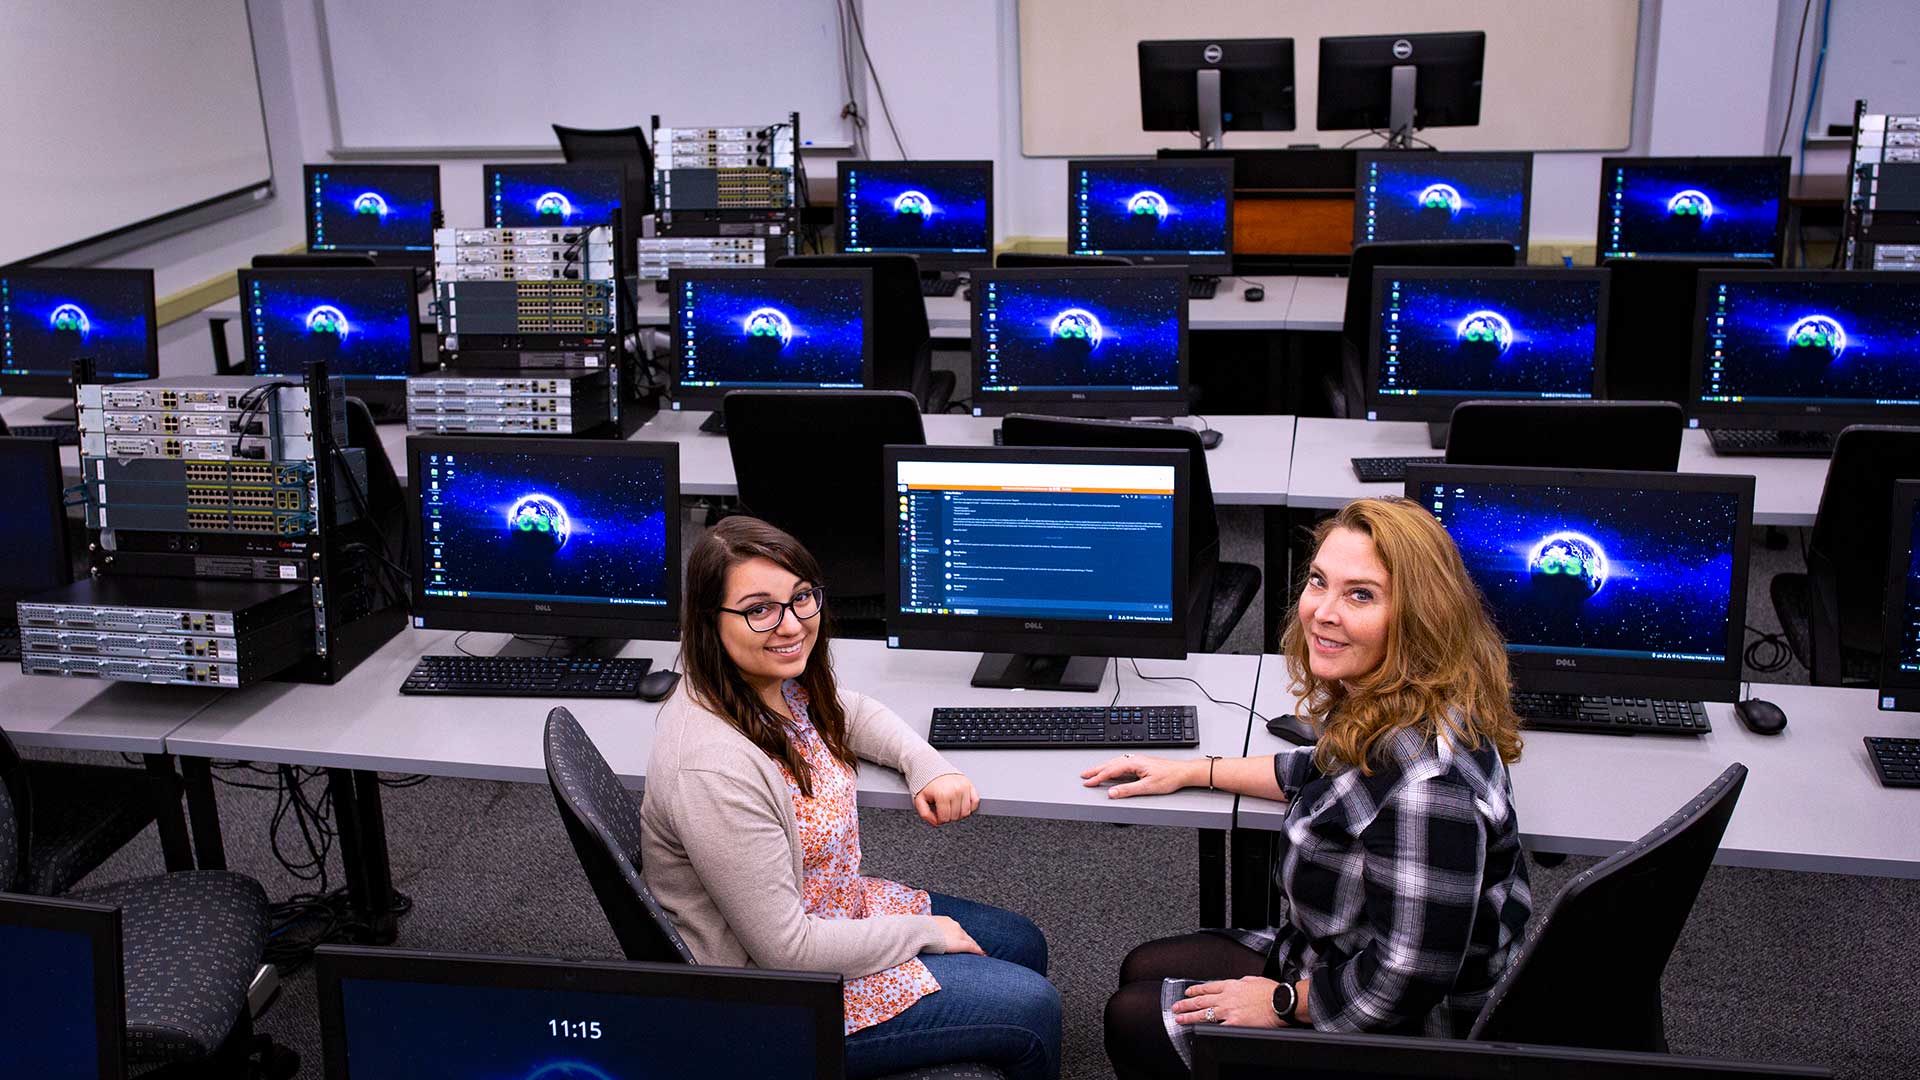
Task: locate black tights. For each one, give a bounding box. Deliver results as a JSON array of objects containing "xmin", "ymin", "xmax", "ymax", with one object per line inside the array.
[{"xmin": 1103, "ymin": 932, "xmax": 1269, "ymax": 1080}]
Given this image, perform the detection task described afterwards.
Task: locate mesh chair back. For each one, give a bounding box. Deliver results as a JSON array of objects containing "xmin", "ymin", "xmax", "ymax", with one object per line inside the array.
[
  {"xmin": 776, "ymin": 254, "xmax": 932, "ymax": 401},
  {"xmin": 1812, "ymin": 425, "xmax": 1920, "ymax": 654}
]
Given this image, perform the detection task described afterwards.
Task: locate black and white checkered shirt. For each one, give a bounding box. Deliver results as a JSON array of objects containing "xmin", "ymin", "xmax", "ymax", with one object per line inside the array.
[{"xmin": 1265, "ymin": 723, "xmax": 1532, "ymax": 1037}]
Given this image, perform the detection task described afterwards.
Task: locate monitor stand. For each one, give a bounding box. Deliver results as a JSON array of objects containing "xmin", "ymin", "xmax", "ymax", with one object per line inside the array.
[
  {"xmin": 1426, "ymin": 420, "xmax": 1450, "ymax": 450},
  {"xmin": 1386, "ymin": 64, "xmax": 1418, "ymax": 149},
  {"xmin": 1195, "ymin": 68, "xmax": 1224, "ymax": 149},
  {"xmin": 971, "ymin": 653, "xmax": 1108, "ymax": 693},
  {"xmin": 497, "ymin": 635, "xmax": 633, "ymax": 661},
  {"xmin": 43, "ymin": 403, "xmax": 77, "ymax": 422}
]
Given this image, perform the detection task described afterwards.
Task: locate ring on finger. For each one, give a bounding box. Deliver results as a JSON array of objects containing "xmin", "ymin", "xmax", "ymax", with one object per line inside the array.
[{"xmin": 1204, "ymin": 1006, "xmax": 1217, "ymax": 1023}]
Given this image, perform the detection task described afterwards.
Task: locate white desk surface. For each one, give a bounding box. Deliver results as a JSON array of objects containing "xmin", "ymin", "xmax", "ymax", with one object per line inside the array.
[
  {"xmin": 0, "ymin": 670, "xmax": 225, "ymax": 756},
  {"xmin": 384, "ymin": 410, "xmax": 1297, "ymax": 505},
  {"xmin": 1284, "ymin": 275, "xmax": 1346, "ymax": 332},
  {"xmin": 163, "ymin": 632, "xmax": 1254, "ymax": 829},
  {"xmin": 1239, "ymin": 675, "xmax": 1920, "ymax": 879},
  {"xmin": 1286, "ymin": 417, "xmax": 1822, "ymax": 526}
]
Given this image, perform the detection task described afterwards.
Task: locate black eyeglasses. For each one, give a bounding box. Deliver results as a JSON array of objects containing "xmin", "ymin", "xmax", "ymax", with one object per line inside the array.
[{"xmin": 719, "ymin": 587, "xmax": 826, "ymax": 633}]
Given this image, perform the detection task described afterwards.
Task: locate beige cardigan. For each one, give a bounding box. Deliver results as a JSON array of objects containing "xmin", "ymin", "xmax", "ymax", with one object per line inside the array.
[{"xmin": 640, "ymin": 682, "xmax": 963, "ymax": 979}]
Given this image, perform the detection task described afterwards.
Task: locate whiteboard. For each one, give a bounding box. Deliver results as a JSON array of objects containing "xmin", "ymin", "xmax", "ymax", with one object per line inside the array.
[
  {"xmin": 1804, "ymin": 0, "xmax": 1920, "ymax": 135},
  {"xmin": 317, "ymin": 0, "xmax": 857, "ymax": 151},
  {"xmin": 0, "ymin": 0, "xmax": 273, "ymax": 264},
  {"xmin": 1018, "ymin": 0, "xmax": 1640, "ymax": 156}
]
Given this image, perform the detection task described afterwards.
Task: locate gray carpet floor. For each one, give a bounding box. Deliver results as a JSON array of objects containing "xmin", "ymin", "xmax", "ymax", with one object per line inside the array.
[{"xmin": 42, "ymin": 516, "xmax": 1920, "ymax": 1079}]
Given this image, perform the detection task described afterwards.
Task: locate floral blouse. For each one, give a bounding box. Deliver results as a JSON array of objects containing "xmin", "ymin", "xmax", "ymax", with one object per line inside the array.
[{"xmin": 776, "ymin": 680, "xmax": 941, "ymax": 1034}]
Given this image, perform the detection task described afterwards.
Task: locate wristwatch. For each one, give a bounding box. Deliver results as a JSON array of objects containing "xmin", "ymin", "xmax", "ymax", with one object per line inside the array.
[{"xmin": 1271, "ymin": 980, "xmax": 1298, "ymax": 1025}]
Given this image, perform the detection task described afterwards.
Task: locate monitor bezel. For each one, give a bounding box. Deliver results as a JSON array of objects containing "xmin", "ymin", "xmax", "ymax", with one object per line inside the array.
[
  {"xmin": 1364, "ymin": 266, "xmax": 1610, "ymax": 424},
  {"xmin": 314, "ymin": 945, "xmax": 845, "ymax": 1080},
  {"xmin": 1137, "ymin": 38, "xmax": 1298, "ymax": 134},
  {"xmin": 834, "ymin": 159, "xmax": 995, "ymax": 273},
  {"xmin": 1877, "ymin": 480, "xmax": 1920, "ymax": 714},
  {"xmin": 1686, "ymin": 268, "xmax": 1920, "ymax": 433},
  {"xmin": 405, "ymin": 435, "xmax": 682, "ymax": 641},
  {"xmin": 882, "ymin": 443, "xmax": 1192, "ymax": 660},
  {"xmin": 480, "ymin": 161, "xmax": 628, "ymax": 230},
  {"xmin": 1066, "ymin": 157, "xmax": 1235, "ymax": 275},
  {"xmin": 1594, "ymin": 155, "xmax": 1790, "ymax": 265},
  {"xmin": 1315, "ymin": 32, "xmax": 1488, "ymax": 132},
  {"xmin": 0, "ymin": 267, "xmax": 158, "ymax": 400},
  {"xmin": 1404, "ymin": 462, "xmax": 1754, "ymax": 703},
  {"xmin": 0, "ymin": 435, "xmax": 75, "ymax": 613},
  {"xmin": 0, "ymin": 892, "xmax": 126, "ymax": 1080},
  {"xmin": 666, "ymin": 267, "xmax": 876, "ymax": 412},
  {"xmin": 1351, "ymin": 150, "xmax": 1534, "ymax": 254},
  {"xmin": 969, "ymin": 265, "xmax": 1192, "ymax": 418},
  {"xmin": 303, "ymin": 163, "xmax": 442, "ymax": 269},
  {"xmin": 236, "ymin": 267, "xmax": 426, "ymax": 407}
]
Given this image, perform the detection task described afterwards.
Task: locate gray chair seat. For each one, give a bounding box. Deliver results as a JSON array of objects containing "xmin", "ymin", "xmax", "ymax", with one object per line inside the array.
[{"xmin": 71, "ymin": 870, "xmax": 269, "ymax": 1064}]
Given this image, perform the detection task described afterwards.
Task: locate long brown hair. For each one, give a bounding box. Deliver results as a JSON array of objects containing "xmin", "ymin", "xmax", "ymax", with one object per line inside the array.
[
  {"xmin": 681, "ymin": 516, "xmax": 855, "ymax": 797},
  {"xmin": 1282, "ymin": 497, "xmax": 1523, "ymax": 775}
]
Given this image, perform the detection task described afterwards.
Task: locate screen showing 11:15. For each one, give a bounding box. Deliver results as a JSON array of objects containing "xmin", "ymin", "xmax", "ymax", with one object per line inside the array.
[{"xmin": 549, "ymin": 1018, "xmax": 604, "ymax": 1039}]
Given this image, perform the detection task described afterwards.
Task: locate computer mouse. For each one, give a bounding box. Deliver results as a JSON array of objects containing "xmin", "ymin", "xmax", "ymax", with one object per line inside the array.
[
  {"xmin": 1243, "ymin": 285, "xmax": 1265, "ymax": 303},
  {"xmin": 1198, "ymin": 428, "xmax": 1223, "ymax": 450},
  {"xmin": 1734, "ymin": 698, "xmax": 1787, "ymax": 736},
  {"xmin": 1266, "ymin": 714, "xmax": 1317, "ymax": 746},
  {"xmin": 638, "ymin": 669, "xmax": 681, "ymax": 702},
  {"xmin": 962, "ymin": 287, "xmax": 974, "ymax": 302}
]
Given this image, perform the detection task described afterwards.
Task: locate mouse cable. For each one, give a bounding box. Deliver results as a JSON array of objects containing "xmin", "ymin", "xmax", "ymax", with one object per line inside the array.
[{"xmin": 1128, "ymin": 658, "xmax": 1269, "ymax": 725}]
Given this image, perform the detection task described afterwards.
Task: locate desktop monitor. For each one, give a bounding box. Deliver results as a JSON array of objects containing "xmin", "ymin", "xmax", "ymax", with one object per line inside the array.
[
  {"xmin": 304, "ymin": 163, "xmax": 441, "ymax": 268},
  {"xmin": 1354, "ymin": 151, "xmax": 1532, "ymax": 252},
  {"xmin": 0, "ymin": 267, "xmax": 157, "ymax": 400},
  {"xmin": 1067, "ymin": 158, "xmax": 1234, "ymax": 275},
  {"xmin": 0, "ymin": 436, "xmax": 73, "ymax": 627},
  {"xmin": 837, "ymin": 160, "xmax": 994, "ymax": 273},
  {"xmin": 315, "ymin": 945, "xmax": 843, "ymax": 1080},
  {"xmin": 0, "ymin": 893, "xmax": 126, "ymax": 1080},
  {"xmin": 1365, "ymin": 267, "xmax": 1609, "ymax": 435},
  {"xmin": 1877, "ymin": 481, "xmax": 1920, "ymax": 713},
  {"xmin": 883, "ymin": 444, "xmax": 1190, "ymax": 691},
  {"xmin": 1597, "ymin": 156, "xmax": 1789, "ymax": 264},
  {"xmin": 668, "ymin": 268, "xmax": 874, "ymax": 413},
  {"xmin": 1688, "ymin": 270, "xmax": 1920, "ymax": 433},
  {"xmin": 1317, "ymin": 33, "xmax": 1487, "ymax": 145},
  {"xmin": 1192, "ymin": 1026, "xmax": 1832, "ymax": 1079},
  {"xmin": 1405, "ymin": 464, "xmax": 1753, "ymax": 704},
  {"xmin": 970, "ymin": 266, "xmax": 1189, "ymax": 418},
  {"xmin": 1138, "ymin": 38, "xmax": 1296, "ymax": 148},
  {"xmin": 238, "ymin": 267, "xmax": 423, "ymax": 412},
  {"xmin": 482, "ymin": 162, "xmax": 625, "ymax": 229},
  {"xmin": 407, "ymin": 436, "xmax": 681, "ymax": 643}
]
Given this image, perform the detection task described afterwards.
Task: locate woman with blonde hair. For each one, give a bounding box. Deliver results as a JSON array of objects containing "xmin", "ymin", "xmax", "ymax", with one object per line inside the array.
[{"xmin": 1086, "ymin": 497, "xmax": 1532, "ymax": 1078}]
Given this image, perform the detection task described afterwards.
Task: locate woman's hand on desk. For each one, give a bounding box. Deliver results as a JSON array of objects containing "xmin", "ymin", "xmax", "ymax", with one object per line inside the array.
[
  {"xmin": 1079, "ymin": 754, "xmax": 1202, "ymax": 798},
  {"xmin": 914, "ymin": 773, "xmax": 980, "ymax": 826}
]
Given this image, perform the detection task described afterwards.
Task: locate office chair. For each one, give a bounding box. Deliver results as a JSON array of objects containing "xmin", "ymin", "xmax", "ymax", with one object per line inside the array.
[
  {"xmin": 1772, "ymin": 425, "xmax": 1920, "ymax": 685},
  {"xmin": 1444, "ymin": 400, "xmax": 1685, "ymax": 471},
  {"xmin": 1000, "ymin": 413, "xmax": 1259, "ymax": 652},
  {"xmin": 776, "ymin": 253, "xmax": 953, "ymax": 413},
  {"xmin": 1601, "ymin": 257, "xmax": 1746, "ymax": 404},
  {"xmin": 552, "ymin": 124, "xmax": 654, "ymax": 217},
  {"xmin": 251, "ymin": 253, "xmax": 378, "ymax": 269},
  {"xmin": 542, "ymin": 707, "xmax": 1005, "ymax": 1080},
  {"xmin": 1, "ymin": 729, "xmax": 292, "ymax": 1078},
  {"xmin": 1335, "ymin": 241, "xmax": 1518, "ymax": 417},
  {"xmin": 1470, "ymin": 763, "xmax": 1748, "ymax": 1053},
  {"xmin": 723, "ymin": 390, "xmax": 925, "ymax": 639},
  {"xmin": 994, "ymin": 252, "xmax": 1133, "ymax": 269}
]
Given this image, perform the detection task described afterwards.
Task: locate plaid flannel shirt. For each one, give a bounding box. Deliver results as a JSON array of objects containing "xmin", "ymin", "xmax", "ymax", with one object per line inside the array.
[{"xmin": 1266, "ymin": 724, "xmax": 1532, "ymax": 1037}]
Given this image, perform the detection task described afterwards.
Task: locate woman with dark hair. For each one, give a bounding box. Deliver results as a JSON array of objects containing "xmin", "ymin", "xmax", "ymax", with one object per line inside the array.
[
  {"xmin": 641, "ymin": 516, "xmax": 1061, "ymax": 1080},
  {"xmin": 1086, "ymin": 497, "xmax": 1532, "ymax": 1078}
]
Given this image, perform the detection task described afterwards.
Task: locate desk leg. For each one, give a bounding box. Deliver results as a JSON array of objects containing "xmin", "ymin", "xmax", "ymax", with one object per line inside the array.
[
  {"xmin": 1230, "ymin": 828, "xmax": 1275, "ymax": 929},
  {"xmin": 328, "ymin": 768, "xmax": 398, "ymax": 944},
  {"xmin": 1198, "ymin": 829, "xmax": 1227, "ymax": 927},
  {"xmin": 142, "ymin": 753, "xmax": 195, "ymax": 873},
  {"xmin": 176, "ymin": 756, "xmax": 227, "ymax": 870}
]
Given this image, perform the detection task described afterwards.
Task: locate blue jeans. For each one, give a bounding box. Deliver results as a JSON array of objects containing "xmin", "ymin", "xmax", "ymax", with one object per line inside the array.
[{"xmin": 844, "ymin": 892, "xmax": 1061, "ymax": 1080}]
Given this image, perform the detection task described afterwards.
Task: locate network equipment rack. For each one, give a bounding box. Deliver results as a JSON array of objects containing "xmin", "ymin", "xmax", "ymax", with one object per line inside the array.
[
  {"xmin": 634, "ymin": 236, "xmax": 770, "ymax": 280},
  {"xmin": 648, "ymin": 113, "xmax": 801, "ymax": 259},
  {"xmin": 19, "ymin": 577, "xmax": 313, "ymax": 688},
  {"xmin": 1844, "ymin": 101, "xmax": 1920, "ymax": 272},
  {"xmin": 405, "ymin": 369, "xmax": 613, "ymax": 435}
]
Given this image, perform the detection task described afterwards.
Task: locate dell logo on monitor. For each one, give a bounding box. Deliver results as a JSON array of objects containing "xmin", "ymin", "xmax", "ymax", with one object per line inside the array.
[
  {"xmin": 1393, "ymin": 39, "xmax": 1414, "ymax": 60},
  {"xmin": 1071, "ymin": 392, "xmax": 1088, "ymax": 400},
  {"xmin": 1024, "ymin": 621, "xmax": 1046, "ymax": 630},
  {"xmin": 1203, "ymin": 44, "xmax": 1223, "ymax": 64},
  {"xmin": 1554, "ymin": 658, "xmax": 1578, "ymax": 668},
  {"xmin": 534, "ymin": 603, "xmax": 554, "ymax": 612}
]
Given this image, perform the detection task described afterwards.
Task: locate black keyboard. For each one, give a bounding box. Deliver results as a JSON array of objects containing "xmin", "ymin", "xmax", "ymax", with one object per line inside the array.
[
  {"xmin": 928, "ymin": 705, "xmax": 1199, "ymax": 749},
  {"xmin": 1865, "ymin": 736, "xmax": 1920, "ymax": 788},
  {"xmin": 1705, "ymin": 429, "xmax": 1833, "ymax": 457},
  {"xmin": 1188, "ymin": 278, "xmax": 1219, "ymax": 300},
  {"xmin": 1512, "ymin": 691, "xmax": 1710, "ymax": 736},
  {"xmin": 920, "ymin": 276, "xmax": 962, "ymax": 298},
  {"xmin": 399, "ymin": 655, "xmax": 654, "ymax": 698},
  {"xmin": 1351, "ymin": 455, "xmax": 1444, "ymax": 483},
  {"xmin": 0, "ymin": 625, "xmax": 18, "ymax": 662},
  {"xmin": 4, "ymin": 423, "xmax": 79, "ymax": 445},
  {"xmin": 698, "ymin": 411, "xmax": 727, "ymax": 435}
]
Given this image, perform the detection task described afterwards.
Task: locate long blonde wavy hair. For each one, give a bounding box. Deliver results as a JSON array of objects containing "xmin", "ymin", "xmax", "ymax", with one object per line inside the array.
[{"xmin": 1282, "ymin": 497, "xmax": 1523, "ymax": 775}]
